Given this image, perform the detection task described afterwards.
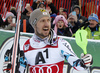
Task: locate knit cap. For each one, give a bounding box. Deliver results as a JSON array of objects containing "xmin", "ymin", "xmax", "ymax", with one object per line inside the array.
[
  {"xmin": 72, "ymin": 5, "xmax": 80, "ymax": 13},
  {"xmin": 53, "ymin": 15, "xmax": 68, "ymax": 33},
  {"xmin": 29, "ymin": 8, "xmax": 50, "ymax": 28},
  {"xmin": 53, "ymin": 15, "xmax": 73, "ymax": 34},
  {"xmin": 88, "ymin": 13, "xmax": 99, "ymax": 23},
  {"xmin": 5, "ymin": 12, "xmax": 14, "ymax": 20}
]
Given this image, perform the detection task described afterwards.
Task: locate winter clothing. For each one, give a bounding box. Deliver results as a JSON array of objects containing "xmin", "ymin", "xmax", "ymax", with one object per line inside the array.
[
  {"xmin": 72, "ymin": 5, "xmax": 80, "ymax": 13},
  {"xmin": 53, "ymin": 15, "xmax": 72, "ymax": 36},
  {"xmin": 29, "ymin": 8, "xmax": 50, "ymax": 28},
  {"xmin": 19, "ymin": 30, "xmax": 89, "ymax": 73},
  {"xmin": 5, "ymin": 12, "xmax": 14, "ymax": 20},
  {"xmin": 31, "ymin": 1, "xmax": 58, "ymax": 14},
  {"xmin": 83, "ymin": 24, "xmax": 100, "ymax": 40},
  {"xmin": 38, "ymin": 2, "xmax": 46, "ymax": 8},
  {"xmin": 72, "ymin": 5, "xmax": 87, "ymax": 22},
  {"xmin": 69, "ymin": 21, "xmax": 82, "ymax": 34},
  {"xmin": 53, "ymin": 15, "xmax": 68, "ymax": 33},
  {"xmin": 20, "ymin": 19, "xmax": 34, "ymax": 33},
  {"xmin": 88, "ymin": 13, "xmax": 99, "ymax": 23}
]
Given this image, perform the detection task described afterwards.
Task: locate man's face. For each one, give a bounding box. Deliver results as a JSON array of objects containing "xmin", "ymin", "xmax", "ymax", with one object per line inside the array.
[
  {"xmin": 34, "ymin": 17, "xmax": 51, "ymax": 39},
  {"xmin": 69, "ymin": 17, "xmax": 75, "ymax": 23},
  {"xmin": 74, "ymin": 8, "xmax": 79, "ymax": 15},
  {"xmin": 89, "ymin": 20, "xmax": 98, "ymax": 28}
]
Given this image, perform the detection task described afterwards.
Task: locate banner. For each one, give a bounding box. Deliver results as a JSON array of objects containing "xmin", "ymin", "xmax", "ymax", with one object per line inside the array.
[{"xmin": 0, "ymin": 29, "xmax": 100, "ymax": 73}]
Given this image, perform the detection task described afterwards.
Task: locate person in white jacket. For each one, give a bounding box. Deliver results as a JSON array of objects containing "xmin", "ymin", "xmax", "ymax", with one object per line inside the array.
[{"xmin": 3, "ymin": 8, "xmax": 93, "ymax": 73}]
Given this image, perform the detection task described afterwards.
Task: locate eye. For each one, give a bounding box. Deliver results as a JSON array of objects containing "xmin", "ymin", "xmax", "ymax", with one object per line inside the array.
[
  {"xmin": 40, "ymin": 19, "xmax": 45, "ymax": 22},
  {"xmin": 47, "ymin": 19, "xmax": 50, "ymax": 22}
]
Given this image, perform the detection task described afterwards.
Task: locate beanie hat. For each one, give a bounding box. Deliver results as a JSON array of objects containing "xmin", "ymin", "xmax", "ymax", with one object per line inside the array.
[
  {"xmin": 72, "ymin": 5, "xmax": 80, "ymax": 13},
  {"xmin": 88, "ymin": 13, "xmax": 99, "ymax": 23},
  {"xmin": 53, "ymin": 15, "xmax": 73, "ymax": 34},
  {"xmin": 29, "ymin": 8, "xmax": 50, "ymax": 28},
  {"xmin": 5, "ymin": 12, "xmax": 14, "ymax": 20},
  {"xmin": 53, "ymin": 15, "xmax": 68, "ymax": 33}
]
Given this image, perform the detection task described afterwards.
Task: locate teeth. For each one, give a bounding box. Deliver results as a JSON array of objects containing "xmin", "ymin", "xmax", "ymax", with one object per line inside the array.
[
  {"xmin": 43, "ymin": 28, "xmax": 48, "ymax": 30},
  {"xmin": 43, "ymin": 28, "xmax": 48, "ymax": 31}
]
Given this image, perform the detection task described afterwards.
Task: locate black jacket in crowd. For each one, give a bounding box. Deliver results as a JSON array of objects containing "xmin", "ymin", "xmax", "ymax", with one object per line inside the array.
[{"xmin": 31, "ymin": 1, "xmax": 58, "ymax": 14}]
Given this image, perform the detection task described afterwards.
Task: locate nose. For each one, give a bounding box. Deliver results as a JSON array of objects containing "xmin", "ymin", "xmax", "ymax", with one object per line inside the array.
[{"xmin": 44, "ymin": 20, "xmax": 50, "ymax": 26}]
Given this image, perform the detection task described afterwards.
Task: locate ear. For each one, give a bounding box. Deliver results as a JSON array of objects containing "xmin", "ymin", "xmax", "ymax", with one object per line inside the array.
[{"xmin": 33, "ymin": 24, "xmax": 36, "ymax": 30}]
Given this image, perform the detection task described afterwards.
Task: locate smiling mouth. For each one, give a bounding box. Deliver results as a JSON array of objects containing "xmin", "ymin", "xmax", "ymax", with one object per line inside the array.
[{"xmin": 43, "ymin": 28, "xmax": 49, "ymax": 31}]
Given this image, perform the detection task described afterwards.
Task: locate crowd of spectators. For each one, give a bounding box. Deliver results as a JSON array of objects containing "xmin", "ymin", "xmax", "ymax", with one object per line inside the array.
[{"xmin": 0, "ymin": 0, "xmax": 100, "ymax": 40}]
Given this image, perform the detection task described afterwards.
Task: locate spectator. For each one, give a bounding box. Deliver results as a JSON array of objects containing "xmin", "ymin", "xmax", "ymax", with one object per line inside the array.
[
  {"xmin": 67, "ymin": 12, "xmax": 81, "ymax": 34},
  {"xmin": 64, "ymin": 0, "xmax": 79, "ymax": 13},
  {"xmin": 32, "ymin": 0, "xmax": 58, "ymax": 14},
  {"xmin": 1, "ymin": 12, "xmax": 16, "ymax": 30},
  {"xmin": 37, "ymin": 2, "xmax": 46, "ymax": 9},
  {"xmin": 21, "ymin": 3, "xmax": 32, "ymax": 20},
  {"xmin": 72, "ymin": 5, "xmax": 87, "ymax": 23},
  {"xmin": 20, "ymin": 3, "xmax": 34, "ymax": 33},
  {"xmin": 59, "ymin": 7, "xmax": 68, "ymax": 19},
  {"xmin": 10, "ymin": 7, "xmax": 17, "ymax": 20},
  {"xmin": 80, "ymin": 13, "xmax": 100, "ymax": 40},
  {"xmin": 59, "ymin": 7, "xmax": 64, "ymax": 15},
  {"xmin": 53, "ymin": 15, "xmax": 72, "ymax": 37}
]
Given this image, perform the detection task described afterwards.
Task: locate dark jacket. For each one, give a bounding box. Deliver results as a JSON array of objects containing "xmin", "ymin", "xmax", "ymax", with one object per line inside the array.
[
  {"xmin": 77, "ymin": 14, "xmax": 87, "ymax": 22},
  {"xmin": 57, "ymin": 27, "xmax": 72, "ymax": 37},
  {"xmin": 31, "ymin": 2, "xmax": 58, "ymax": 14},
  {"xmin": 20, "ymin": 19, "xmax": 34, "ymax": 33},
  {"xmin": 68, "ymin": 20, "xmax": 81, "ymax": 34}
]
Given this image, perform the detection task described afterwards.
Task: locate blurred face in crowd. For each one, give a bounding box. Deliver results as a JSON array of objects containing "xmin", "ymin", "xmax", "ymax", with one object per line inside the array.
[
  {"xmin": 69, "ymin": 17, "xmax": 75, "ymax": 23},
  {"xmin": 89, "ymin": 20, "xmax": 98, "ymax": 28},
  {"xmin": 60, "ymin": 12, "xmax": 67, "ymax": 19},
  {"xmin": 39, "ymin": 4, "xmax": 45, "ymax": 9},
  {"xmin": 59, "ymin": 7, "xmax": 64, "ymax": 14},
  {"xmin": 34, "ymin": 17, "xmax": 51, "ymax": 39},
  {"xmin": 59, "ymin": 7, "xmax": 63, "ymax": 12},
  {"xmin": 68, "ymin": 17, "xmax": 75, "ymax": 26},
  {"xmin": 74, "ymin": 8, "xmax": 79, "ymax": 15},
  {"xmin": 7, "ymin": 16, "xmax": 13, "ymax": 24},
  {"xmin": 57, "ymin": 20, "xmax": 64, "ymax": 29}
]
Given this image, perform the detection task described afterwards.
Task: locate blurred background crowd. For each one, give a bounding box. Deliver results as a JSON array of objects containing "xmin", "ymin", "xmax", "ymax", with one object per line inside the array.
[{"xmin": 0, "ymin": 0, "xmax": 100, "ymax": 40}]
